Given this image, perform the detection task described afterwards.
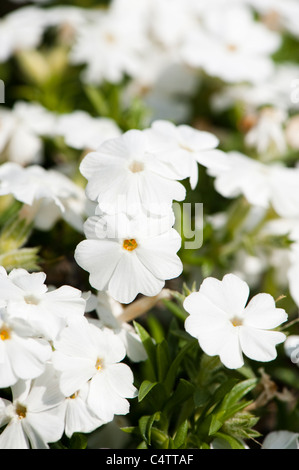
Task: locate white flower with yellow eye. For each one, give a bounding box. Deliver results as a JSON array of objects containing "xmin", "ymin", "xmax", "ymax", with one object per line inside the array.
[
  {"xmin": 0, "ymin": 267, "xmax": 86, "ymax": 342},
  {"xmin": 79, "ymin": 128, "xmax": 186, "ymax": 216},
  {"xmin": 184, "ymin": 273, "xmax": 287, "ymax": 369},
  {"xmin": 52, "ymin": 317, "xmax": 137, "ymax": 423},
  {"xmin": 181, "ymin": 4, "xmax": 281, "ymax": 84},
  {"xmin": 0, "ymin": 302, "xmax": 52, "ymax": 389},
  {"xmin": 75, "ymin": 209, "xmax": 182, "ymax": 304},
  {"xmin": 0, "ymin": 365, "xmax": 65, "ymax": 449}
]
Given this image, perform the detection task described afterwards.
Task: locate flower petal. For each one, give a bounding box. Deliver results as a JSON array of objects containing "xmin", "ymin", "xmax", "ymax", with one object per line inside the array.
[{"xmin": 239, "ymin": 326, "xmax": 286, "ymax": 362}]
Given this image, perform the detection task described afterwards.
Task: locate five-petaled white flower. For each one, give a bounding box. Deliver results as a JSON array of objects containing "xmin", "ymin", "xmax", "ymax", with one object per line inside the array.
[
  {"xmin": 52, "ymin": 316, "xmax": 137, "ymax": 423},
  {"xmin": 184, "ymin": 273, "xmax": 287, "ymax": 369},
  {"xmin": 79, "ymin": 129, "xmax": 187, "ymax": 216},
  {"xmin": 0, "ymin": 267, "xmax": 86, "ymax": 341},
  {"xmin": 74, "ymin": 209, "xmax": 182, "ymax": 304},
  {"xmin": 0, "ymin": 365, "xmax": 65, "ymax": 449},
  {"xmin": 86, "ymin": 291, "xmax": 147, "ymax": 362},
  {"xmin": 0, "ymin": 305, "xmax": 52, "ymax": 388}
]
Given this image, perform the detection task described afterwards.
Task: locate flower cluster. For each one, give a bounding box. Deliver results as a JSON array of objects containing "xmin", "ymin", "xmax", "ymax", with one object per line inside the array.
[
  {"xmin": 0, "ymin": 0, "xmax": 298, "ymax": 451},
  {"xmin": 0, "ymin": 267, "xmax": 137, "ymax": 448},
  {"xmin": 74, "ymin": 124, "xmax": 226, "ymax": 304}
]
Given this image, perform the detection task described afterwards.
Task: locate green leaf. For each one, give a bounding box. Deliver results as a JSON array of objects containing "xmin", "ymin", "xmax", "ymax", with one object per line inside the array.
[
  {"xmin": 147, "ymin": 314, "xmax": 165, "ymax": 344},
  {"xmin": 213, "ymin": 432, "xmax": 246, "ymax": 449},
  {"xmin": 0, "ymin": 215, "xmax": 34, "ymax": 253},
  {"xmin": 156, "ymin": 340, "xmax": 171, "ymax": 382},
  {"xmin": 221, "ymin": 378, "xmax": 258, "ymax": 410},
  {"xmin": 138, "ymin": 380, "xmax": 158, "ymax": 403},
  {"xmin": 162, "ymin": 299, "xmax": 188, "ymax": 321},
  {"xmin": 0, "ymin": 247, "xmax": 40, "ymax": 272},
  {"xmin": 173, "ymin": 419, "xmax": 189, "ymax": 448},
  {"xmin": 69, "ymin": 433, "xmax": 88, "ymax": 449},
  {"xmin": 134, "ymin": 321, "xmax": 157, "ymax": 378},
  {"xmin": 139, "ymin": 412, "xmax": 160, "ymax": 445},
  {"xmin": 163, "ymin": 379, "xmax": 195, "ymax": 416},
  {"xmin": 164, "ymin": 339, "xmax": 197, "ymax": 394}
]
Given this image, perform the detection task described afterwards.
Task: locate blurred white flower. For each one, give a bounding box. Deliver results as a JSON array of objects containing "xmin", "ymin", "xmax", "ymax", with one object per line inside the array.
[
  {"xmin": 87, "ymin": 291, "xmax": 147, "ymax": 362},
  {"xmin": 0, "ymin": 102, "xmax": 57, "ymax": 165},
  {"xmin": 262, "ymin": 430, "xmax": 299, "ymax": 449},
  {"xmin": 150, "ymin": 120, "xmax": 228, "ymax": 189},
  {"xmin": 69, "ymin": 8, "xmax": 147, "ymax": 85},
  {"xmin": 284, "ymin": 335, "xmax": 299, "ymax": 366},
  {"xmin": 211, "ymin": 63, "xmax": 299, "ymax": 114},
  {"xmin": 184, "ymin": 273, "xmax": 287, "ymax": 369},
  {"xmin": 0, "ymin": 162, "xmax": 87, "ymax": 232},
  {"xmin": 209, "ymin": 151, "xmax": 299, "ymax": 218},
  {"xmin": 147, "ymin": 0, "xmax": 199, "ymax": 52},
  {"xmin": 246, "ymin": 0, "xmax": 299, "ymax": 39},
  {"xmin": 56, "ymin": 110, "xmax": 121, "ymax": 151},
  {"xmin": 0, "ymin": 365, "xmax": 65, "ymax": 449},
  {"xmin": 181, "ymin": 4, "xmax": 281, "ymax": 84},
  {"xmin": 79, "ymin": 129, "xmax": 186, "ymax": 216},
  {"xmin": 52, "ymin": 317, "xmax": 137, "ymax": 423},
  {"xmin": 245, "ymin": 107, "xmax": 287, "ymax": 156},
  {"xmin": 0, "ymin": 267, "xmax": 86, "ymax": 341},
  {"xmin": 0, "ymin": 6, "xmax": 47, "ymax": 63},
  {"xmin": 75, "ymin": 209, "xmax": 182, "ymax": 304}
]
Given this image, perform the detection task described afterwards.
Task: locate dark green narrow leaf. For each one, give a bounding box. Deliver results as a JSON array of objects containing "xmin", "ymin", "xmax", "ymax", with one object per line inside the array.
[
  {"xmin": 173, "ymin": 419, "xmax": 189, "ymax": 448},
  {"xmin": 138, "ymin": 380, "xmax": 158, "ymax": 402},
  {"xmin": 164, "ymin": 339, "xmax": 197, "ymax": 394},
  {"xmin": 139, "ymin": 412, "xmax": 160, "ymax": 445},
  {"xmin": 156, "ymin": 340, "xmax": 171, "ymax": 382},
  {"xmin": 134, "ymin": 321, "xmax": 157, "ymax": 378}
]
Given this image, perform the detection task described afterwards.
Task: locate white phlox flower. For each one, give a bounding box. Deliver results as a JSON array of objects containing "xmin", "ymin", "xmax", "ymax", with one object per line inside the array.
[
  {"xmin": 245, "ymin": 107, "xmax": 287, "ymax": 156},
  {"xmin": 69, "ymin": 8, "xmax": 147, "ymax": 85},
  {"xmin": 246, "ymin": 0, "xmax": 299, "ymax": 39},
  {"xmin": 0, "ymin": 6, "xmax": 47, "ymax": 63},
  {"xmin": 0, "ymin": 305, "xmax": 52, "ymax": 388},
  {"xmin": 61, "ymin": 382, "xmax": 106, "ymax": 438},
  {"xmin": 0, "ymin": 267, "xmax": 86, "ymax": 341},
  {"xmin": 86, "ymin": 291, "xmax": 147, "ymax": 362},
  {"xmin": 261, "ymin": 430, "xmax": 299, "ymax": 449},
  {"xmin": 284, "ymin": 335, "xmax": 299, "ymax": 367},
  {"xmin": 74, "ymin": 209, "xmax": 183, "ymax": 304},
  {"xmin": 0, "ymin": 102, "xmax": 57, "ymax": 166},
  {"xmin": 0, "ymin": 162, "xmax": 87, "ymax": 232},
  {"xmin": 52, "ymin": 316, "xmax": 137, "ymax": 423},
  {"xmin": 79, "ymin": 128, "xmax": 187, "ymax": 216},
  {"xmin": 184, "ymin": 273, "xmax": 287, "ymax": 369},
  {"xmin": 211, "ymin": 63, "xmax": 299, "ymax": 115},
  {"xmin": 209, "ymin": 151, "xmax": 299, "ymax": 219},
  {"xmin": 149, "ymin": 120, "xmax": 228, "ymax": 189},
  {"xmin": 181, "ymin": 4, "xmax": 281, "ymax": 84},
  {"xmin": 55, "ymin": 110, "xmax": 122, "ymax": 151},
  {"xmin": 0, "ymin": 364, "xmax": 65, "ymax": 449}
]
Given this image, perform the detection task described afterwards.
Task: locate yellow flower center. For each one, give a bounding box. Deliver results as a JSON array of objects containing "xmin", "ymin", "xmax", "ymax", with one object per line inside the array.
[
  {"xmin": 227, "ymin": 43, "xmax": 238, "ymax": 52},
  {"xmin": 0, "ymin": 326, "xmax": 11, "ymax": 341},
  {"xmin": 128, "ymin": 160, "xmax": 144, "ymax": 173},
  {"xmin": 95, "ymin": 358, "xmax": 104, "ymax": 371},
  {"xmin": 123, "ymin": 239, "xmax": 138, "ymax": 251},
  {"xmin": 231, "ymin": 316, "xmax": 243, "ymax": 327},
  {"xmin": 69, "ymin": 391, "xmax": 79, "ymax": 400},
  {"xmin": 24, "ymin": 295, "xmax": 40, "ymax": 305},
  {"xmin": 16, "ymin": 403, "xmax": 27, "ymax": 420}
]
